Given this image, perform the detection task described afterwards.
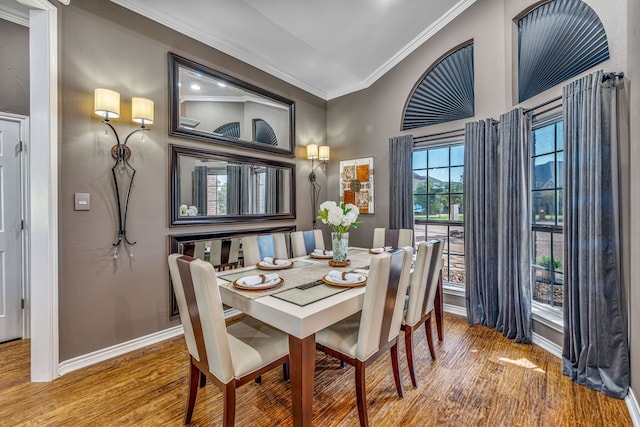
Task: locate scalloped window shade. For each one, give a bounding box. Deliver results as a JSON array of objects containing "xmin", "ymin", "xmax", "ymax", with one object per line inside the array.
[
  {"xmin": 402, "ymin": 43, "xmax": 474, "ymax": 131},
  {"xmin": 214, "ymin": 122, "xmax": 240, "ymax": 138},
  {"xmin": 253, "ymin": 119, "xmax": 278, "ymax": 146},
  {"xmin": 518, "ymin": 0, "xmax": 610, "ymax": 102}
]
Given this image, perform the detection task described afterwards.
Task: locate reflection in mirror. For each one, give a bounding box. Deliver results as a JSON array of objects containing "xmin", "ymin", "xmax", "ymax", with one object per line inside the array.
[
  {"xmin": 170, "ymin": 53, "xmax": 295, "ymax": 156},
  {"xmin": 171, "ymin": 145, "xmax": 296, "ymax": 225}
]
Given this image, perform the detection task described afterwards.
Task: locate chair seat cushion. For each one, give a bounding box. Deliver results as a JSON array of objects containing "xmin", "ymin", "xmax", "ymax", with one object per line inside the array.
[
  {"xmin": 227, "ymin": 316, "xmax": 289, "ymax": 379},
  {"xmin": 315, "ymin": 312, "xmax": 361, "ymax": 359}
]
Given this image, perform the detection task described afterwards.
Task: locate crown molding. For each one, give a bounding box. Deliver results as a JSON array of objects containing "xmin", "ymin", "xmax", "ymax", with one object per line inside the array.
[{"xmin": 0, "ymin": 3, "xmax": 29, "ymax": 26}]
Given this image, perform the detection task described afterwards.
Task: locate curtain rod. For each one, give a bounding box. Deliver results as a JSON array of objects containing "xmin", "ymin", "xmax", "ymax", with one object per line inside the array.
[{"xmin": 523, "ymin": 71, "xmax": 623, "ymax": 114}]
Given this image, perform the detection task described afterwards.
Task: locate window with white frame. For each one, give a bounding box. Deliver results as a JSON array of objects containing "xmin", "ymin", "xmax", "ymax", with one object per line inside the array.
[
  {"xmin": 531, "ymin": 119, "xmax": 564, "ymax": 310},
  {"xmin": 412, "ymin": 143, "xmax": 465, "ymax": 285}
]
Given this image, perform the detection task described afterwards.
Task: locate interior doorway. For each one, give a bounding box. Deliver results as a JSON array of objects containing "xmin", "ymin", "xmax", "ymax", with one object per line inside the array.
[{"xmin": 0, "ymin": 113, "xmax": 28, "ymax": 343}]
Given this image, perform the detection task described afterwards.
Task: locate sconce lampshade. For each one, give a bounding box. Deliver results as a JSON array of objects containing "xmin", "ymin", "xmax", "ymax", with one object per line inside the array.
[
  {"xmin": 307, "ymin": 144, "xmax": 319, "ymax": 160},
  {"xmin": 94, "ymin": 88, "xmax": 120, "ymax": 119},
  {"xmin": 318, "ymin": 145, "xmax": 330, "ymax": 161},
  {"xmin": 131, "ymin": 97, "xmax": 154, "ymax": 125}
]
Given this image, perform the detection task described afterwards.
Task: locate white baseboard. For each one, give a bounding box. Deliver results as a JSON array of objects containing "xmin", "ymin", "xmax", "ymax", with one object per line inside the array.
[
  {"xmin": 532, "ymin": 331, "xmax": 562, "ymax": 358},
  {"xmin": 58, "ymin": 324, "xmax": 185, "ymax": 376},
  {"xmin": 627, "ymin": 388, "xmax": 640, "ymax": 427},
  {"xmin": 443, "ymin": 303, "xmax": 467, "ymax": 317}
]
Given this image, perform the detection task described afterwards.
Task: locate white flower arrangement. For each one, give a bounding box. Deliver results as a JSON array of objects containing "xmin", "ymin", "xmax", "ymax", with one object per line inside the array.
[
  {"xmin": 317, "ymin": 201, "xmax": 361, "ymax": 237},
  {"xmin": 179, "ymin": 204, "xmax": 199, "ymax": 216}
]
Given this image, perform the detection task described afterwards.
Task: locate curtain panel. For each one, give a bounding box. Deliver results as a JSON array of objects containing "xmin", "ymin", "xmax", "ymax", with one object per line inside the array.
[
  {"xmin": 464, "ymin": 119, "xmax": 500, "ymax": 327},
  {"xmin": 562, "ymin": 71, "xmax": 629, "ymax": 399},
  {"xmin": 388, "ymin": 135, "xmax": 414, "ymax": 230},
  {"xmin": 193, "ymin": 166, "xmax": 208, "ymax": 216},
  {"xmin": 496, "ymin": 109, "xmax": 532, "ymax": 343}
]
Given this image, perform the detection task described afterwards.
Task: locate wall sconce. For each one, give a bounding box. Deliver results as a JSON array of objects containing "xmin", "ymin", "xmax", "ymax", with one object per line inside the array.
[
  {"xmin": 307, "ymin": 144, "xmax": 330, "ymax": 228},
  {"xmin": 94, "ymin": 88, "xmax": 154, "ymax": 258}
]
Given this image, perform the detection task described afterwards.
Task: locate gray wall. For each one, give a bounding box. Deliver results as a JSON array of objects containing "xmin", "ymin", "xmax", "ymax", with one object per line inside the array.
[
  {"xmin": 0, "ymin": 19, "xmax": 29, "ymax": 116},
  {"xmin": 327, "ymin": 0, "xmax": 634, "ymax": 359},
  {"xmin": 58, "ymin": 0, "xmax": 327, "ymax": 360}
]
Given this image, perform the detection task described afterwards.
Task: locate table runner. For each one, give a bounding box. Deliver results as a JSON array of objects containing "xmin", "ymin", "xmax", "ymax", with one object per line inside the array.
[{"xmin": 218, "ymin": 249, "xmax": 373, "ymax": 300}]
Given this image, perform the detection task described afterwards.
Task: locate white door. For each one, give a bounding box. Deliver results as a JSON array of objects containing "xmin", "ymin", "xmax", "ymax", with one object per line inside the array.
[{"xmin": 0, "ymin": 116, "xmax": 24, "ymax": 342}]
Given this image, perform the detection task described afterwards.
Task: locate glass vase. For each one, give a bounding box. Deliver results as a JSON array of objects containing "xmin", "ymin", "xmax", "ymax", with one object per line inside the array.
[{"xmin": 331, "ymin": 232, "xmax": 349, "ymax": 263}]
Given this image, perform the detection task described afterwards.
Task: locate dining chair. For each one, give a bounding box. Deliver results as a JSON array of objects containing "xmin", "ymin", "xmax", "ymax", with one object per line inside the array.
[
  {"xmin": 241, "ymin": 233, "xmax": 289, "ymax": 266},
  {"xmin": 315, "ymin": 246, "xmax": 413, "ymax": 427},
  {"xmin": 193, "ymin": 240, "xmax": 209, "ymax": 260},
  {"xmin": 372, "ymin": 228, "xmax": 413, "ymax": 248},
  {"xmin": 168, "ymin": 254, "xmax": 290, "ymax": 426},
  {"xmin": 401, "ymin": 239, "xmax": 445, "ymax": 387},
  {"xmin": 290, "ymin": 229, "xmax": 325, "ymax": 257}
]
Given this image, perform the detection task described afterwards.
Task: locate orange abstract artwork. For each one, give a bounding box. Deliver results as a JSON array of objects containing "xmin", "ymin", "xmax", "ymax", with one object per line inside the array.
[{"xmin": 339, "ymin": 157, "xmax": 374, "ymax": 214}]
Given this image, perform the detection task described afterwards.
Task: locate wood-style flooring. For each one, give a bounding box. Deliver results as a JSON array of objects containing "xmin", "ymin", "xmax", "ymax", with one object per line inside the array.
[{"xmin": 0, "ymin": 314, "xmax": 632, "ymax": 426}]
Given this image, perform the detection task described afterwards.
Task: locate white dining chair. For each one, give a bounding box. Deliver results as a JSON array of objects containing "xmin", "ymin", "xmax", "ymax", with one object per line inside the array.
[
  {"xmin": 241, "ymin": 233, "xmax": 289, "ymax": 266},
  {"xmin": 315, "ymin": 246, "xmax": 413, "ymax": 427},
  {"xmin": 168, "ymin": 254, "xmax": 290, "ymax": 426},
  {"xmin": 372, "ymin": 228, "xmax": 413, "ymax": 248},
  {"xmin": 401, "ymin": 239, "xmax": 445, "ymax": 387},
  {"xmin": 290, "ymin": 229, "xmax": 325, "ymax": 257}
]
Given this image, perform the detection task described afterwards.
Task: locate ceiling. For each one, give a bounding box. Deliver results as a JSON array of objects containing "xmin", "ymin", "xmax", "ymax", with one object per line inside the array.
[
  {"xmin": 0, "ymin": 0, "xmax": 477, "ymax": 100},
  {"xmin": 111, "ymin": 0, "xmax": 477, "ymax": 100}
]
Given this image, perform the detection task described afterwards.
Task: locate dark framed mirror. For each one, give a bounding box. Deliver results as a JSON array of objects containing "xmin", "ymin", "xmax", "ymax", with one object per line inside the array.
[
  {"xmin": 169, "ymin": 53, "xmax": 296, "ymax": 156},
  {"xmin": 170, "ymin": 144, "xmax": 296, "ymax": 225}
]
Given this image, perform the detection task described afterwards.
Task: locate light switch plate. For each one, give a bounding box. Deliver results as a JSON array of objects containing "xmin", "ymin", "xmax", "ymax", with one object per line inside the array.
[{"xmin": 74, "ymin": 193, "xmax": 90, "ymax": 211}]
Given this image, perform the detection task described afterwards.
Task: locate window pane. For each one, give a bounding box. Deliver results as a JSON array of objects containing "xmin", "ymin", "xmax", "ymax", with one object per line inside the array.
[
  {"xmin": 426, "ymin": 224, "xmax": 448, "ymax": 242},
  {"xmin": 450, "ymin": 195, "xmax": 463, "ymax": 221},
  {"xmin": 413, "ymin": 224, "xmax": 426, "ymax": 244},
  {"xmin": 534, "ymin": 231, "xmax": 552, "ymax": 267},
  {"xmin": 557, "ymin": 189, "xmax": 564, "ymax": 226},
  {"xmin": 533, "ymin": 154, "xmax": 555, "ymax": 189},
  {"xmin": 450, "ymin": 166, "xmax": 464, "ymax": 193},
  {"xmin": 450, "ymin": 145, "xmax": 464, "ymax": 166},
  {"xmin": 556, "ymin": 122, "xmax": 564, "ymax": 150},
  {"xmin": 533, "ymin": 190, "xmax": 556, "ymax": 224},
  {"xmin": 556, "ymin": 151, "xmax": 564, "ymax": 188},
  {"xmin": 447, "ymin": 255, "xmax": 466, "ymax": 285},
  {"xmin": 533, "ymin": 126, "xmax": 555, "ymax": 155},
  {"xmin": 449, "ymin": 226, "xmax": 464, "ymax": 256},
  {"xmin": 552, "ymin": 233, "xmax": 564, "ymax": 274},
  {"xmin": 428, "ymin": 195, "xmax": 449, "ymax": 220},
  {"xmin": 413, "ymin": 151, "xmax": 427, "ymax": 170},
  {"xmin": 428, "ymin": 147, "xmax": 449, "ymax": 168},
  {"xmin": 428, "ymin": 168, "xmax": 449, "ymax": 193}
]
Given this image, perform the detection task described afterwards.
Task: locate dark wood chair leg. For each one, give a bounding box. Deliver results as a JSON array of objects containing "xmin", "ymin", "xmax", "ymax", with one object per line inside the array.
[
  {"xmin": 435, "ymin": 272, "xmax": 444, "ymax": 341},
  {"xmin": 255, "ymin": 376, "xmax": 262, "ymax": 384},
  {"xmin": 390, "ymin": 342, "xmax": 404, "ymax": 398},
  {"xmin": 185, "ymin": 360, "xmax": 200, "ymax": 425},
  {"xmin": 283, "ymin": 362, "xmax": 290, "ymax": 381},
  {"xmin": 355, "ymin": 361, "xmax": 369, "ymax": 427},
  {"xmin": 222, "ymin": 381, "xmax": 236, "ymax": 427},
  {"xmin": 199, "ymin": 372, "xmax": 206, "ymax": 388},
  {"xmin": 340, "ymin": 361, "xmax": 345, "ymax": 369},
  {"xmin": 404, "ymin": 325, "xmax": 418, "ymax": 388},
  {"xmin": 425, "ymin": 314, "xmax": 436, "ymax": 360}
]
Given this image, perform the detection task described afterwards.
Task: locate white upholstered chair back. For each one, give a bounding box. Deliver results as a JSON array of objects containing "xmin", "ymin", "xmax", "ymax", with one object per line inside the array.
[
  {"xmin": 372, "ymin": 228, "xmax": 414, "ymax": 248},
  {"xmin": 356, "ymin": 246, "xmax": 413, "ymax": 361},
  {"xmin": 168, "ymin": 254, "xmax": 235, "ymax": 384},
  {"xmin": 405, "ymin": 241, "xmax": 434, "ymax": 326},
  {"xmin": 242, "ymin": 233, "xmax": 289, "ymax": 266},
  {"xmin": 291, "ymin": 229, "xmax": 325, "ymax": 257}
]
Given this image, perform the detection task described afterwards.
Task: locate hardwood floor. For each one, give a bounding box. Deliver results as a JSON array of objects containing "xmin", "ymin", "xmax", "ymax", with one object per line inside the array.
[{"xmin": 0, "ymin": 314, "xmax": 632, "ymax": 426}]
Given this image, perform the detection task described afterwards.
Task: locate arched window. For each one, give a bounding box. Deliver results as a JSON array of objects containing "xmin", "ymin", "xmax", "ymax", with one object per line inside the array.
[
  {"xmin": 517, "ymin": 0, "xmax": 609, "ymax": 102},
  {"xmin": 401, "ymin": 42, "xmax": 474, "ymax": 130}
]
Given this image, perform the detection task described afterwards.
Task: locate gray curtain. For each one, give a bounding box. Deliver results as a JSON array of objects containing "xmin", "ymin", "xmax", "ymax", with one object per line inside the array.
[
  {"xmin": 389, "ymin": 135, "xmax": 414, "ymax": 229},
  {"xmin": 464, "ymin": 119, "xmax": 499, "ymax": 326},
  {"xmin": 496, "ymin": 109, "xmax": 532, "ymax": 343},
  {"xmin": 226, "ymin": 164, "xmax": 241, "ymax": 215},
  {"xmin": 562, "ymin": 71, "xmax": 629, "ymax": 398},
  {"xmin": 264, "ymin": 167, "xmax": 277, "ymax": 214},
  {"xmin": 193, "ymin": 166, "xmax": 207, "ymax": 215}
]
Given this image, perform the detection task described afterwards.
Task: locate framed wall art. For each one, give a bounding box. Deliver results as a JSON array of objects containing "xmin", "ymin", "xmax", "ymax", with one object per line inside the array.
[{"xmin": 339, "ymin": 157, "xmax": 374, "ymax": 214}]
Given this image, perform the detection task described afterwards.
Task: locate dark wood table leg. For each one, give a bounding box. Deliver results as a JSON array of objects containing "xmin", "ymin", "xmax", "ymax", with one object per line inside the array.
[
  {"xmin": 434, "ymin": 271, "xmax": 444, "ymax": 341},
  {"xmin": 289, "ymin": 334, "xmax": 316, "ymax": 427}
]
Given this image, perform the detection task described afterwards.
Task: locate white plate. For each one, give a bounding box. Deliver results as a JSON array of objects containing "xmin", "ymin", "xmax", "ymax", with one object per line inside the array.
[
  {"xmin": 234, "ymin": 276, "xmax": 283, "ymax": 290},
  {"xmin": 257, "ymin": 260, "xmax": 293, "ymax": 269},
  {"xmin": 323, "ymin": 273, "xmax": 366, "ymax": 285}
]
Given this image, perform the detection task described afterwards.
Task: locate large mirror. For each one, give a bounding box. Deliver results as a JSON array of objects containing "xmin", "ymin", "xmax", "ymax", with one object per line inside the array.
[
  {"xmin": 169, "ymin": 53, "xmax": 295, "ymax": 156},
  {"xmin": 171, "ymin": 145, "xmax": 296, "ymax": 225}
]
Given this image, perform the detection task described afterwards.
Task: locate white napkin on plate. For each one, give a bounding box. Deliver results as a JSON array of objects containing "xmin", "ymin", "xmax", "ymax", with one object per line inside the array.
[
  {"xmin": 239, "ymin": 273, "xmax": 280, "ymax": 287},
  {"xmin": 312, "ymin": 249, "xmax": 332, "ymax": 256},
  {"xmin": 371, "ymin": 246, "xmax": 393, "ymax": 253},
  {"xmin": 262, "ymin": 257, "xmax": 289, "ymax": 266},
  {"xmin": 327, "ymin": 270, "xmax": 361, "ymax": 283}
]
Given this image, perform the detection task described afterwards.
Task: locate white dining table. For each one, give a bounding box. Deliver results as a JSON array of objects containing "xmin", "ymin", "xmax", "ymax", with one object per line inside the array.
[{"xmin": 217, "ymin": 248, "xmax": 373, "ymax": 427}]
